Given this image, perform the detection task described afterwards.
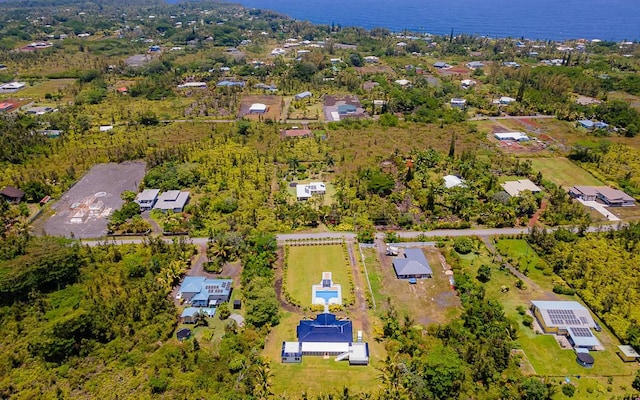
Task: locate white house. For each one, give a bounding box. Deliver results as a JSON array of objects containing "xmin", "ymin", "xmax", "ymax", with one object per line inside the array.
[
  {"xmin": 249, "ymin": 103, "xmax": 268, "ymax": 114},
  {"xmin": 154, "ymin": 190, "xmax": 190, "ymax": 212},
  {"xmin": 178, "ymin": 82, "xmax": 207, "ymax": 89},
  {"xmin": 461, "ymin": 79, "xmax": 476, "ymax": 89},
  {"xmin": 494, "ymin": 132, "xmax": 529, "ymax": 141},
  {"xmin": 450, "ymin": 98, "xmax": 467, "ymax": 108},
  {"xmin": 0, "ymin": 82, "xmax": 26, "ymax": 92},
  {"xmin": 394, "ymin": 79, "xmax": 411, "ymax": 87},
  {"xmin": 501, "ymin": 179, "xmax": 542, "ymax": 197},
  {"xmin": 296, "ymin": 182, "xmax": 326, "ymax": 201},
  {"xmin": 99, "ymin": 125, "xmax": 113, "ymax": 132},
  {"xmin": 135, "ymin": 189, "xmax": 160, "ymax": 211}
]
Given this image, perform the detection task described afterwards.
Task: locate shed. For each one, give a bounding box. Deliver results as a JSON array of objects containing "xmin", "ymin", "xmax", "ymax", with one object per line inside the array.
[
  {"xmin": 233, "ymin": 299, "xmax": 242, "ymax": 309},
  {"xmin": 617, "ymin": 345, "xmax": 640, "ymax": 362},
  {"xmin": 0, "ymin": 186, "xmax": 25, "ymax": 203}
]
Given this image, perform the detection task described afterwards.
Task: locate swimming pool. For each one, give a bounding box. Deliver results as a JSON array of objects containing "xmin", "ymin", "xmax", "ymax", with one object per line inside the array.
[{"xmin": 315, "ymin": 290, "xmax": 339, "ymax": 303}]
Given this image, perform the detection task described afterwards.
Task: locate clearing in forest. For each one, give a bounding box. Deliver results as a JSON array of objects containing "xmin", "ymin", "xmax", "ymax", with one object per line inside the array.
[{"xmin": 528, "ymin": 157, "xmax": 604, "ymax": 188}]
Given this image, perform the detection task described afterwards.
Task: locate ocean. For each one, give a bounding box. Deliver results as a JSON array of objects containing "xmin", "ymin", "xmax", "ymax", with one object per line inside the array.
[{"xmin": 229, "ymin": 0, "xmax": 639, "ymax": 41}]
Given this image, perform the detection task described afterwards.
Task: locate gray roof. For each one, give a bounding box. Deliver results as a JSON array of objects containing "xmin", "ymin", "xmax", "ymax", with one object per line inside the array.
[
  {"xmin": 597, "ymin": 187, "xmax": 634, "ymax": 202},
  {"xmin": 154, "ymin": 190, "xmax": 190, "ymax": 210},
  {"xmin": 393, "ymin": 248, "xmax": 432, "ymax": 276},
  {"xmin": 136, "ymin": 189, "xmax": 160, "ymax": 202}
]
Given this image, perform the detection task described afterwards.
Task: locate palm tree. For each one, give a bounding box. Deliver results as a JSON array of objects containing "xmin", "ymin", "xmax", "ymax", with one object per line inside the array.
[{"xmin": 252, "ymin": 360, "xmax": 274, "ymax": 400}]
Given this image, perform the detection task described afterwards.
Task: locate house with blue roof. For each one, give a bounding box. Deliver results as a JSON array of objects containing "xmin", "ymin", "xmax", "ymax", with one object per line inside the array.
[
  {"xmin": 297, "ymin": 313, "xmax": 353, "ymax": 343},
  {"xmin": 392, "ymin": 248, "xmax": 433, "ymax": 279},
  {"xmin": 282, "ymin": 312, "xmax": 369, "ymax": 365},
  {"xmin": 179, "ymin": 277, "xmax": 232, "ymax": 307}
]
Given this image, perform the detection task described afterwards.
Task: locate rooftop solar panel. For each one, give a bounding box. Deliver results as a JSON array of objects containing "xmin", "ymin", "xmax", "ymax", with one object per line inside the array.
[{"xmin": 570, "ymin": 327, "xmax": 593, "ymax": 337}]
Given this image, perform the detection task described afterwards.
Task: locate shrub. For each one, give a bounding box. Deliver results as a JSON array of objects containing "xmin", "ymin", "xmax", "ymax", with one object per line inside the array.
[
  {"xmin": 476, "ymin": 265, "xmax": 491, "ymax": 283},
  {"xmin": 453, "ymin": 237, "xmax": 474, "ymax": 254},
  {"xmin": 522, "ymin": 315, "xmax": 534, "ymax": 328},
  {"xmin": 552, "ymin": 285, "xmax": 576, "ymax": 295},
  {"xmin": 561, "ymin": 384, "xmax": 576, "ymax": 397}
]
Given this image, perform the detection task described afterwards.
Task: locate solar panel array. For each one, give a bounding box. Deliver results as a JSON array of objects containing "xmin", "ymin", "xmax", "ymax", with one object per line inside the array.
[
  {"xmin": 570, "ymin": 327, "xmax": 594, "ymax": 337},
  {"xmin": 548, "ymin": 309, "xmax": 581, "ymax": 326}
]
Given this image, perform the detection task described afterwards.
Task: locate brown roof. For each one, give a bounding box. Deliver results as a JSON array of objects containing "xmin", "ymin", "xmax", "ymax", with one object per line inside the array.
[
  {"xmin": 571, "ymin": 186, "xmax": 600, "ymax": 196},
  {"xmin": 1, "ymin": 186, "xmax": 24, "ymax": 198},
  {"xmin": 597, "ymin": 187, "xmax": 635, "ymax": 202}
]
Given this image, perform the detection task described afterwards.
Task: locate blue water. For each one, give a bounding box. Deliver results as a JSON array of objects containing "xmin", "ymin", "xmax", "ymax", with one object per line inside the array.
[
  {"xmin": 315, "ymin": 290, "xmax": 338, "ymax": 302},
  {"xmin": 231, "ymin": 0, "xmax": 639, "ymax": 41}
]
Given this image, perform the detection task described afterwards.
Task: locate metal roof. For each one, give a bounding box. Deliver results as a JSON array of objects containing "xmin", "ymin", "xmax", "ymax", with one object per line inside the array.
[{"xmin": 297, "ymin": 313, "xmax": 353, "ymax": 343}]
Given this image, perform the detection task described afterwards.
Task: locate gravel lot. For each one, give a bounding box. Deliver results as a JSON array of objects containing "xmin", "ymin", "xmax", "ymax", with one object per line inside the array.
[{"xmin": 43, "ymin": 162, "xmax": 146, "ymax": 238}]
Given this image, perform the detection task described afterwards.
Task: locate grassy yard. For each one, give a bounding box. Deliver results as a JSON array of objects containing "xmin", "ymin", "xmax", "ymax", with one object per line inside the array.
[
  {"xmin": 528, "ymin": 157, "xmax": 604, "ymax": 188},
  {"xmin": 285, "ymin": 244, "xmax": 353, "ymax": 306},
  {"xmin": 262, "ymin": 312, "xmax": 384, "ymax": 397},
  {"xmin": 453, "ymin": 239, "xmax": 639, "ymax": 398},
  {"xmin": 286, "ymin": 182, "xmax": 336, "ymax": 206}
]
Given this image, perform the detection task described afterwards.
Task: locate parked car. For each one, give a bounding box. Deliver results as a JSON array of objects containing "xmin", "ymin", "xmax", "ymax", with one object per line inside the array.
[
  {"xmin": 408, "ymin": 278, "xmax": 417, "ymax": 284},
  {"xmin": 594, "ymin": 322, "xmax": 602, "ymax": 332}
]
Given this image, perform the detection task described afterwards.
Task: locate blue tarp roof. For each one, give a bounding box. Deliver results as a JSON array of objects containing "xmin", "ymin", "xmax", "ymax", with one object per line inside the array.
[{"xmin": 297, "ymin": 313, "xmax": 353, "ymax": 343}]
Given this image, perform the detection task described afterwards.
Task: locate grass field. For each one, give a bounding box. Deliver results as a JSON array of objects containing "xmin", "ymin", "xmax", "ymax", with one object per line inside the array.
[
  {"xmin": 454, "ymin": 239, "xmax": 639, "ymax": 398},
  {"xmin": 285, "ymin": 244, "xmax": 352, "ymax": 306},
  {"xmin": 528, "ymin": 157, "xmax": 604, "ymax": 188},
  {"xmin": 262, "ymin": 313, "xmax": 383, "ymax": 397}
]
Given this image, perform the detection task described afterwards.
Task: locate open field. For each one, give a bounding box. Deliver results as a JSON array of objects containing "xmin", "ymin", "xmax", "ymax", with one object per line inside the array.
[
  {"xmin": 528, "ymin": 158, "xmax": 604, "ymax": 188},
  {"xmin": 238, "ymin": 95, "xmax": 282, "ymax": 121},
  {"xmin": 373, "ymin": 243, "xmax": 461, "ymax": 325},
  {"xmin": 285, "ymin": 244, "xmax": 352, "ymax": 306},
  {"xmin": 454, "ymin": 239, "xmax": 639, "ymax": 397},
  {"xmin": 0, "ymin": 79, "xmax": 76, "ymax": 102}
]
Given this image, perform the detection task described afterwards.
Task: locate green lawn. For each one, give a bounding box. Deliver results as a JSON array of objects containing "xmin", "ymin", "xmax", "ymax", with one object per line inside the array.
[
  {"xmin": 262, "ymin": 312, "xmax": 383, "ymax": 397},
  {"xmin": 528, "ymin": 158, "xmax": 604, "ymax": 188},
  {"xmin": 495, "ymin": 239, "xmax": 557, "ymax": 288},
  {"xmin": 452, "ymin": 239, "xmax": 639, "ymax": 398},
  {"xmin": 361, "ymin": 247, "xmax": 386, "ymax": 308},
  {"xmin": 285, "ymin": 244, "xmax": 353, "ymax": 306}
]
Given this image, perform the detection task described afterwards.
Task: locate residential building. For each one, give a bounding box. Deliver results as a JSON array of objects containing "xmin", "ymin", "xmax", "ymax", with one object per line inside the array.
[
  {"xmin": 450, "ymin": 98, "xmax": 467, "ymax": 108},
  {"xmin": 135, "ymin": 189, "xmax": 160, "ymax": 211},
  {"xmin": 23, "ymin": 106, "xmax": 55, "ymax": 115},
  {"xmin": 466, "ymin": 61, "xmax": 485, "ymax": 69},
  {"xmin": 596, "ymin": 187, "xmax": 635, "ymax": 207},
  {"xmin": 294, "ymin": 91, "xmax": 312, "ymax": 100},
  {"xmin": 249, "ymin": 103, "xmax": 268, "ymax": 114},
  {"xmin": 99, "ymin": 125, "xmax": 113, "ymax": 132},
  {"xmin": 217, "ymin": 80, "xmax": 245, "ymax": 88},
  {"xmin": 181, "ymin": 307, "xmax": 216, "ymax": 323},
  {"xmin": 178, "ymin": 277, "xmax": 233, "ymax": 307},
  {"xmin": 569, "ymin": 186, "xmax": 599, "ymax": 202},
  {"xmin": 395, "ymin": 79, "xmax": 411, "ymax": 87},
  {"xmin": 154, "ymin": 190, "xmax": 190, "ymax": 212},
  {"xmin": 501, "ymin": 179, "xmax": 542, "ymax": 197},
  {"xmin": 177, "ymin": 82, "xmax": 207, "ymax": 89},
  {"xmin": 281, "ymin": 128, "xmax": 312, "ymax": 139},
  {"xmin": 530, "ymin": 300, "xmax": 602, "ymax": 350},
  {"xmin": 494, "ymin": 132, "xmax": 529, "ymax": 141},
  {"xmin": 460, "ymin": 79, "xmax": 476, "ymax": 89},
  {"xmin": 323, "ymin": 95, "xmax": 365, "ymax": 122},
  {"xmin": 0, "ymin": 82, "xmax": 26, "ymax": 92},
  {"xmin": 392, "ymin": 248, "xmax": 433, "ymax": 279},
  {"xmin": 433, "ymin": 61, "xmax": 452, "ymax": 69},
  {"xmin": 363, "ymin": 56, "xmax": 379, "ymax": 63},
  {"xmin": 296, "ymin": 182, "xmax": 326, "ymax": 201},
  {"xmin": 0, "ymin": 186, "xmax": 25, "ymax": 203},
  {"xmin": 281, "ymin": 312, "xmax": 369, "ymax": 365}
]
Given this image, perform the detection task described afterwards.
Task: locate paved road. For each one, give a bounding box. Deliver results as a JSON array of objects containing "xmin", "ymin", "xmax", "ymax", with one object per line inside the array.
[
  {"xmin": 469, "ymin": 114, "xmax": 557, "ymax": 121},
  {"xmin": 81, "ymin": 224, "xmax": 622, "ymax": 247}
]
